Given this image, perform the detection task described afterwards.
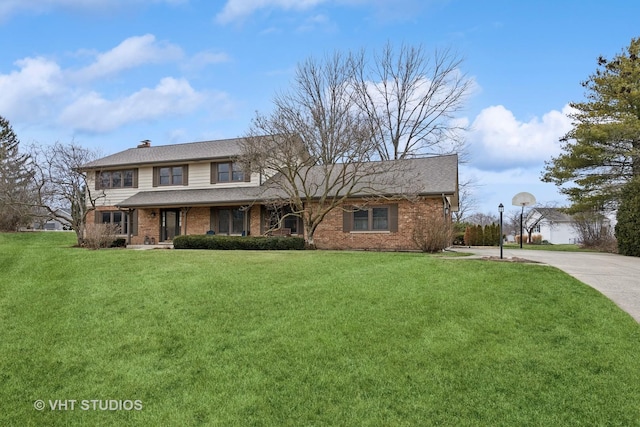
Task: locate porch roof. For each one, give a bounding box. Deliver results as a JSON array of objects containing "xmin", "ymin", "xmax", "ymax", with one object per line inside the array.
[{"xmin": 116, "ymin": 187, "xmax": 268, "ymax": 208}]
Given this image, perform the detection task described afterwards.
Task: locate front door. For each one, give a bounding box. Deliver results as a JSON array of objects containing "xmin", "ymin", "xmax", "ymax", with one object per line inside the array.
[{"xmin": 161, "ymin": 209, "xmax": 180, "ymax": 241}]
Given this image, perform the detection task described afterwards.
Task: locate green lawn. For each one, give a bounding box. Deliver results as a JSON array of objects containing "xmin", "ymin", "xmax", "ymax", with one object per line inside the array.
[{"xmin": 2, "ymin": 232, "xmax": 640, "ymax": 426}]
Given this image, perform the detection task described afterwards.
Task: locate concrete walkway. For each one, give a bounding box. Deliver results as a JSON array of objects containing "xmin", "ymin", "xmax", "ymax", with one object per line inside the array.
[{"xmin": 451, "ymin": 247, "xmax": 640, "ymax": 323}]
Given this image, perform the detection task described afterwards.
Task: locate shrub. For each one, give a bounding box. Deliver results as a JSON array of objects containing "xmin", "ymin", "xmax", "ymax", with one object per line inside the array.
[
  {"xmin": 83, "ymin": 223, "xmax": 120, "ymax": 250},
  {"xmin": 452, "ymin": 231, "xmax": 465, "ymax": 246},
  {"xmin": 515, "ymin": 235, "xmax": 528, "ymax": 245},
  {"xmin": 616, "ymin": 177, "xmax": 640, "ymax": 256},
  {"xmin": 411, "ymin": 214, "xmax": 453, "ymax": 253},
  {"xmin": 173, "ymin": 235, "xmax": 305, "ymax": 250},
  {"xmin": 110, "ymin": 238, "xmax": 127, "ymax": 248},
  {"xmin": 531, "ymin": 234, "xmax": 543, "ymax": 244}
]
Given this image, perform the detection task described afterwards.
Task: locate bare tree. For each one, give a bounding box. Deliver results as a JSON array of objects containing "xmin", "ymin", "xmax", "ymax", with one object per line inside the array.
[
  {"xmin": 504, "ymin": 204, "xmax": 558, "ymax": 244},
  {"xmin": 572, "ymin": 209, "xmax": 615, "ymax": 250},
  {"xmin": 466, "ymin": 212, "xmax": 498, "ymax": 227},
  {"xmin": 353, "ymin": 42, "xmax": 472, "ymax": 160},
  {"xmin": 454, "ymin": 176, "xmax": 480, "ymax": 223},
  {"xmin": 241, "ymin": 53, "xmax": 403, "ymax": 248},
  {"xmin": 30, "ymin": 142, "xmax": 105, "ymax": 246}
]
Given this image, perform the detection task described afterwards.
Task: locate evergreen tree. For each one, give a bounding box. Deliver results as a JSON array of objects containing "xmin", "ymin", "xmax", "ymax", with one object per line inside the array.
[
  {"xmin": 0, "ymin": 116, "xmax": 34, "ymax": 231},
  {"xmin": 615, "ymin": 177, "xmax": 640, "ymax": 256},
  {"xmin": 543, "ymin": 37, "xmax": 640, "ymax": 213},
  {"xmin": 476, "ymin": 224, "xmax": 484, "ymax": 246}
]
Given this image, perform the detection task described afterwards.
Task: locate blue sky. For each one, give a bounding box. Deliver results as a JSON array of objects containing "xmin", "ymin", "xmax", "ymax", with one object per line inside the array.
[{"xmin": 0, "ymin": 0, "xmax": 637, "ymax": 216}]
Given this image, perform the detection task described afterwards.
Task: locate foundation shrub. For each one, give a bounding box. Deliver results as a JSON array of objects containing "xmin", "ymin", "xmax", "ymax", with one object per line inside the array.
[
  {"xmin": 83, "ymin": 223, "xmax": 120, "ymax": 249},
  {"xmin": 173, "ymin": 235, "xmax": 305, "ymax": 250}
]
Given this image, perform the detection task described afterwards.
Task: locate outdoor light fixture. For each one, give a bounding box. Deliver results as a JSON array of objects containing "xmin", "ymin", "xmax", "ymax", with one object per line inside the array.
[
  {"xmin": 150, "ymin": 210, "xmax": 157, "ymax": 218},
  {"xmin": 498, "ymin": 203, "xmax": 504, "ymax": 259}
]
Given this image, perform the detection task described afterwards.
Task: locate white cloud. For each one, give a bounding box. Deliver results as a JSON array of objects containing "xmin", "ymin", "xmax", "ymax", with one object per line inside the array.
[
  {"xmin": 216, "ymin": 0, "xmax": 328, "ymax": 24},
  {"xmin": 74, "ymin": 34, "xmax": 183, "ymax": 81},
  {"xmin": 0, "ymin": 34, "xmax": 235, "ymax": 134},
  {"xmin": 59, "ymin": 77, "xmax": 207, "ymax": 132},
  {"xmin": 467, "ymin": 104, "xmax": 575, "ymax": 171},
  {"xmin": 0, "ymin": 57, "xmax": 65, "ymax": 121}
]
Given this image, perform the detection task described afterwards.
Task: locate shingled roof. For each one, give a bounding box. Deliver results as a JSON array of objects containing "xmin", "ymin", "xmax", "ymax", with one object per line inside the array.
[
  {"xmin": 116, "ymin": 154, "xmax": 459, "ymax": 208},
  {"xmin": 82, "ymin": 137, "xmax": 250, "ymax": 169}
]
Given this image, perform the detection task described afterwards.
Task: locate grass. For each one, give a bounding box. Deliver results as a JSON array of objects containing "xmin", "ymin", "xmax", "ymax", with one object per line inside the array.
[{"xmin": 1, "ymin": 232, "xmax": 640, "ymax": 426}]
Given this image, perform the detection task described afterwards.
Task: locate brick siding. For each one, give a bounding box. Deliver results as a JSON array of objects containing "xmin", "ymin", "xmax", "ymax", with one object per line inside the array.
[
  {"xmin": 313, "ymin": 197, "xmax": 446, "ymax": 251},
  {"xmin": 89, "ymin": 197, "xmax": 446, "ymax": 250}
]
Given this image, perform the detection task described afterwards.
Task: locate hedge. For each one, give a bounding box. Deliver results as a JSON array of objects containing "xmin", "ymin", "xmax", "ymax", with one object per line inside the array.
[{"xmin": 173, "ymin": 234, "xmax": 305, "ymax": 250}]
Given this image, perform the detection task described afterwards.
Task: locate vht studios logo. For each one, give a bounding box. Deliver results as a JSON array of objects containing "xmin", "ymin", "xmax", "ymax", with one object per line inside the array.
[{"xmin": 34, "ymin": 399, "xmax": 143, "ymax": 411}]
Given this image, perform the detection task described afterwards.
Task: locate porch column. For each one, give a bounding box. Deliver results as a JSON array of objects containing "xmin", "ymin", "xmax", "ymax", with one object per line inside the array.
[{"xmin": 181, "ymin": 207, "xmax": 190, "ymax": 236}]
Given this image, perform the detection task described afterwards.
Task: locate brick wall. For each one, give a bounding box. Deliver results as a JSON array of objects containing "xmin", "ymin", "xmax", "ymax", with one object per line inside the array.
[
  {"xmin": 312, "ymin": 197, "xmax": 446, "ymax": 251},
  {"xmin": 88, "ymin": 199, "xmax": 447, "ymax": 250},
  {"xmin": 185, "ymin": 207, "xmax": 210, "ymax": 235}
]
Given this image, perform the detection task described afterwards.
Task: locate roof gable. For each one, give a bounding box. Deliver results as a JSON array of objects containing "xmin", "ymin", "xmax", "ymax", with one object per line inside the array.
[{"xmin": 530, "ymin": 208, "xmax": 574, "ymax": 222}]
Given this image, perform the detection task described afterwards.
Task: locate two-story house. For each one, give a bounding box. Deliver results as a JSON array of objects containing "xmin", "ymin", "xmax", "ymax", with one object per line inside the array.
[{"xmin": 81, "ymin": 137, "xmax": 459, "ymax": 251}]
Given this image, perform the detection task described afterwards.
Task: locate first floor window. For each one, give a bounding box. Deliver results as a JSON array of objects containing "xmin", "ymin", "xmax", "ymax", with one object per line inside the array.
[
  {"xmin": 283, "ymin": 215, "xmax": 299, "ymax": 234},
  {"xmin": 217, "ymin": 208, "xmax": 245, "ymax": 235},
  {"xmin": 265, "ymin": 205, "xmax": 300, "ymax": 234},
  {"xmin": 353, "ymin": 207, "xmax": 389, "ymax": 231},
  {"xmin": 344, "ymin": 204, "xmax": 397, "ymax": 233},
  {"xmin": 99, "ymin": 210, "xmax": 130, "ymax": 234}
]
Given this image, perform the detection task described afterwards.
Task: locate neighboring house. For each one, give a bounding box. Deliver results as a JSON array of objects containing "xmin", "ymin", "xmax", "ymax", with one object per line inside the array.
[
  {"xmin": 81, "ymin": 138, "xmax": 459, "ymax": 251},
  {"xmin": 31, "ymin": 209, "xmax": 72, "ymax": 231},
  {"xmin": 526, "ymin": 208, "xmax": 578, "ymax": 244}
]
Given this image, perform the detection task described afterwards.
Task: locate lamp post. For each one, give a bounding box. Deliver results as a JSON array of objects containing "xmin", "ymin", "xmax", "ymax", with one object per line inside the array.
[
  {"xmin": 498, "ymin": 203, "xmax": 504, "ymax": 259},
  {"xmin": 520, "ymin": 204, "xmax": 524, "ymax": 249}
]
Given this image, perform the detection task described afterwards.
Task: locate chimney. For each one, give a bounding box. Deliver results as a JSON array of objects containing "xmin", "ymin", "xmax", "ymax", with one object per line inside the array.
[{"xmin": 137, "ymin": 139, "xmax": 151, "ymax": 148}]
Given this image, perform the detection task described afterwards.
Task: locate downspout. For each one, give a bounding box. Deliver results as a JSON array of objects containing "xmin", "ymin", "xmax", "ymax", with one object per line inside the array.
[{"xmin": 442, "ymin": 194, "xmax": 448, "ymax": 219}]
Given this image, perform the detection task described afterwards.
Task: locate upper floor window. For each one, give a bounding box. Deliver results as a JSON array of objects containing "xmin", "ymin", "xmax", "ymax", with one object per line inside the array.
[
  {"xmin": 160, "ymin": 166, "xmax": 182, "ymax": 185},
  {"xmin": 211, "ymin": 162, "xmax": 250, "ymax": 183},
  {"xmin": 96, "ymin": 169, "xmax": 137, "ymax": 189},
  {"xmin": 153, "ymin": 165, "xmax": 188, "ymax": 187}
]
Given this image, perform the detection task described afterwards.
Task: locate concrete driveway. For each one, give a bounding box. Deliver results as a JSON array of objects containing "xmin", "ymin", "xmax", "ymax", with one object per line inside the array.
[{"xmin": 452, "ymin": 247, "xmax": 640, "ymax": 323}]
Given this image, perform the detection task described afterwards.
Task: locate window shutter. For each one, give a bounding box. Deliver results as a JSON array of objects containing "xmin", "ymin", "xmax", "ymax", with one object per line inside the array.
[
  {"xmin": 183, "ymin": 165, "xmax": 189, "ymax": 186},
  {"xmin": 132, "ymin": 210, "xmax": 138, "ymax": 236},
  {"xmin": 343, "ymin": 207, "xmax": 352, "ymax": 232},
  {"xmin": 152, "ymin": 167, "xmax": 159, "ymax": 187},
  {"xmin": 389, "ymin": 204, "xmax": 398, "ymax": 232},
  {"xmin": 94, "ymin": 210, "xmax": 100, "ymax": 224},
  {"xmin": 209, "ymin": 207, "xmax": 216, "ymax": 232},
  {"xmin": 210, "ymin": 163, "xmax": 217, "ymax": 184},
  {"xmin": 95, "ymin": 171, "xmax": 101, "ymax": 190},
  {"xmin": 245, "ymin": 206, "xmax": 251, "ymax": 235},
  {"xmin": 133, "ymin": 169, "xmax": 139, "ymax": 188},
  {"xmin": 244, "ymin": 164, "xmax": 251, "ymax": 182}
]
